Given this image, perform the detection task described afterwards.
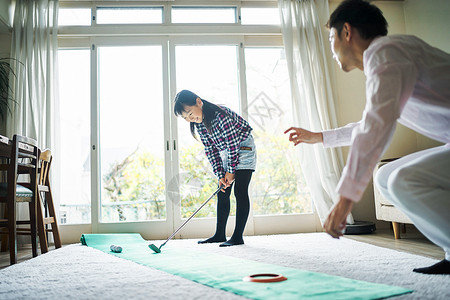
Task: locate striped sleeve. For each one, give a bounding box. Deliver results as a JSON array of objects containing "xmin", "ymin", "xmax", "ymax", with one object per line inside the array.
[
  {"xmin": 218, "ymin": 114, "xmax": 240, "ymax": 174},
  {"xmin": 196, "ymin": 124, "xmax": 226, "ymax": 179}
]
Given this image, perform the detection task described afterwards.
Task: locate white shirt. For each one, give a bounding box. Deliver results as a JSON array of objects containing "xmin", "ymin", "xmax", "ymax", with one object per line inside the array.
[{"xmin": 322, "ymin": 35, "xmax": 450, "ymax": 202}]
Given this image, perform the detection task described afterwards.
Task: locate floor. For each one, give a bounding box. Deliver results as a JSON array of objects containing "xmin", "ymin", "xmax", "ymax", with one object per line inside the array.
[
  {"xmin": 0, "ymin": 226, "xmax": 444, "ymax": 270},
  {"xmin": 345, "ymin": 225, "xmax": 444, "ymax": 260}
]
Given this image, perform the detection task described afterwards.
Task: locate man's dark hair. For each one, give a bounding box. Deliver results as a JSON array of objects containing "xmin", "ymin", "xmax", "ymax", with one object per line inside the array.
[{"xmin": 327, "ymin": 0, "xmax": 388, "ymax": 39}]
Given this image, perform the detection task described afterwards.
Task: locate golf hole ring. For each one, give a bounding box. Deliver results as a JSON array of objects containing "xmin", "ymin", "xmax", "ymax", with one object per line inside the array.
[{"xmin": 243, "ymin": 273, "xmax": 287, "ymax": 283}]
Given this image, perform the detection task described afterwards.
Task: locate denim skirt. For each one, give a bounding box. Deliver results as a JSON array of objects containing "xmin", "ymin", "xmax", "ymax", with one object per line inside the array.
[{"xmin": 220, "ymin": 133, "xmax": 257, "ymax": 171}]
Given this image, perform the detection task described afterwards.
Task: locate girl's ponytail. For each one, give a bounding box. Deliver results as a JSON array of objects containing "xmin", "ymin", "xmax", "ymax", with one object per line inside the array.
[
  {"xmin": 202, "ymin": 100, "xmax": 227, "ymax": 133},
  {"xmin": 174, "ymin": 90, "xmax": 227, "ymax": 139}
]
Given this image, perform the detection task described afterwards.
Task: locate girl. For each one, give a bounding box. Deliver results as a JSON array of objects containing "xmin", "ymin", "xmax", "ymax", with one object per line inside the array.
[{"xmin": 174, "ymin": 90, "xmax": 256, "ymax": 247}]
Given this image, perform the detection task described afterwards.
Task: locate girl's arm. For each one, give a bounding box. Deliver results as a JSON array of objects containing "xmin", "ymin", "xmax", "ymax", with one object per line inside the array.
[
  {"xmin": 218, "ymin": 115, "xmax": 241, "ymax": 176},
  {"xmin": 197, "ymin": 125, "xmax": 226, "ymax": 179}
]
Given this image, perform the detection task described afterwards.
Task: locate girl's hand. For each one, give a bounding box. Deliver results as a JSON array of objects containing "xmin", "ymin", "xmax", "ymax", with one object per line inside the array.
[
  {"xmin": 219, "ymin": 177, "xmax": 228, "ymax": 192},
  {"xmin": 219, "ymin": 172, "xmax": 235, "ymax": 192},
  {"xmin": 225, "ymin": 172, "xmax": 235, "ymax": 186},
  {"xmin": 284, "ymin": 127, "xmax": 323, "ymax": 146}
]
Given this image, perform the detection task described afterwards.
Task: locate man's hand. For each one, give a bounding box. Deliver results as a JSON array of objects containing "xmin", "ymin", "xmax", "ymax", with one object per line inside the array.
[
  {"xmin": 324, "ymin": 196, "xmax": 354, "ymax": 238},
  {"xmin": 284, "ymin": 127, "xmax": 323, "ymax": 146},
  {"xmin": 219, "ymin": 172, "xmax": 235, "ymax": 192}
]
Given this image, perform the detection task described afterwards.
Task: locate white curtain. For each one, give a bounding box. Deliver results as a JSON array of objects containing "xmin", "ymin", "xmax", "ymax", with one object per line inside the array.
[
  {"xmin": 6, "ymin": 0, "xmax": 59, "ymax": 243},
  {"xmin": 278, "ymin": 0, "xmax": 354, "ymax": 225},
  {"xmin": 7, "ymin": 0, "xmax": 59, "ymax": 150}
]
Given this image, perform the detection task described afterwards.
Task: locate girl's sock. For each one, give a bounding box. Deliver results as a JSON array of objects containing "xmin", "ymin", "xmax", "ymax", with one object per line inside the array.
[{"xmin": 198, "ymin": 236, "xmax": 226, "ymax": 244}]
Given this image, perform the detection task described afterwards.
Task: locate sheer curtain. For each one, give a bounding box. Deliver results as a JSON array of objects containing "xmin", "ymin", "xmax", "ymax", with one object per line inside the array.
[
  {"xmin": 7, "ymin": 0, "xmax": 59, "ymax": 149},
  {"xmin": 278, "ymin": 0, "xmax": 354, "ymax": 225},
  {"xmin": 6, "ymin": 0, "xmax": 59, "ymax": 239}
]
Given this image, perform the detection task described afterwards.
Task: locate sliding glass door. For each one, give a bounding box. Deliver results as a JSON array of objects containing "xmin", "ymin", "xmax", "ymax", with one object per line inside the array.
[
  {"xmin": 98, "ymin": 45, "xmax": 166, "ymax": 223},
  {"xmin": 92, "ymin": 39, "xmax": 174, "ymax": 238},
  {"xmin": 58, "ymin": 49, "xmax": 91, "ymax": 225},
  {"xmin": 172, "ymin": 42, "xmax": 241, "ymax": 237},
  {"xmin": 169, "ymin": 39, "xmax": 315, "ymax": 238},
  {"xmin": 244, "ymin": 47, "xmax": 315, "ymax": 234},
  {"xmin": 57, "ymin": 38, "xmax": 316, "ymax": 243}
]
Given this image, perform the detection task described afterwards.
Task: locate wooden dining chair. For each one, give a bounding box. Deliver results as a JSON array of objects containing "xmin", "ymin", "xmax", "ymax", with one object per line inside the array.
[
  {"xmin": 36, "ymin": 149, "xmax": 61, "ymax": 253},
  {"xmin": 0, "ymin": 134, "xmax": 39, "ymax": 265}
]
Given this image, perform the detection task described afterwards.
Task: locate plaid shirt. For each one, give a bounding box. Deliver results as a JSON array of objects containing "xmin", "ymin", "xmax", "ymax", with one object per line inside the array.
[{"xmin": 195, "ymin": 106, "xmax": 252, "ymax": 179}]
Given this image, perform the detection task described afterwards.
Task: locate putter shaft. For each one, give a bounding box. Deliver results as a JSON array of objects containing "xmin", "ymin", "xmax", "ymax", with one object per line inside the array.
[{"xmin": 159, "ymin": 185, "xmax": 224, "ymax": 250}]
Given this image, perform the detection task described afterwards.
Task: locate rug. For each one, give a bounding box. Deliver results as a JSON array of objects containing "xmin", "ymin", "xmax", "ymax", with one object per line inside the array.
[
  {"xmin": 80, "ymin": 233, "xmax": 412, "ymax": 300},
  {"xmin": 0, "ymin": 233, "xmax": 448, "ymax": 299}
]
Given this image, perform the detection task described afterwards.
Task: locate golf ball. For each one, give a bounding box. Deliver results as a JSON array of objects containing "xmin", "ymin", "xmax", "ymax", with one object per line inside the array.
[{"xmin": 110, "ymin": 244, "xmax": 123, "ymax": 253}]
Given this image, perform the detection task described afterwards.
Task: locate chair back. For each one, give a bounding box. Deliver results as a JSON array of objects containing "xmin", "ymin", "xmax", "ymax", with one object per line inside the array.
[
  {"xmin": 36, "ymin": 148, "xmax": 62, "ymax": 252},
  {"xmin": 9, "ymin": 135, "xmax": 40, "ymax": 202},
  {"xmin": 39, "ymin": 149, "xmax": 52, "ymax": 187},
  {"xmin": 0, "ymin": 134, "xmax": 40, "ymax": 264},
  {"xmin": 0, "ymin": 135, "xmax": 39, "ymax": 202}
]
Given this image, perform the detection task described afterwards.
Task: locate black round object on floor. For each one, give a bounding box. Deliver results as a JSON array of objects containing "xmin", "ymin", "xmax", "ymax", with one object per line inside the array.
[{"xmin": 344, "ymin": 221, "xmax": 376, "ymax": 235}]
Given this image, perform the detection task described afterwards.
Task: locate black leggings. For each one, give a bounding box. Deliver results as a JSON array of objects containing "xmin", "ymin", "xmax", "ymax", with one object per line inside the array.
[{"xmin": 215, "ymin": 170, "xmax": 253, "ymax": 241}]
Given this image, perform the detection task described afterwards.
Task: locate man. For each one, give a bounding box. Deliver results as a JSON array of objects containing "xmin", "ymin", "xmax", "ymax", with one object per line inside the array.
[{"xmin": 285, "ymin": 0, "xmax": 450, "ymax": 274}]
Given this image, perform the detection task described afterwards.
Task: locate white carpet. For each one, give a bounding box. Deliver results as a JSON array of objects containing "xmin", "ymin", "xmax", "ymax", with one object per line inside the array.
[{"xmin": 0, "ymin": 233, "xmax": 448, "ymax": 299}]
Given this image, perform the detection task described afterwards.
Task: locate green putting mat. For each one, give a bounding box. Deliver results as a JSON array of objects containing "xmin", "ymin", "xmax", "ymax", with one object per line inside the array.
[{"xmin": 81, "ymin": 233, "xmax": 412, "ymax": 299}]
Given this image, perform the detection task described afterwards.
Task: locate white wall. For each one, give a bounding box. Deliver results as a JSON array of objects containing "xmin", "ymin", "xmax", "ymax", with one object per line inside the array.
[
  {"xmin": 0, "ymin": 32, "xmax": 10, "ymax": 135},
  {"xmin": 0, "ymin": 1, "xmax": 12, "ymax": 135},
  {"xmin": 328, "ymin": 0, "xmax": 449, "ymax": 226},
  {"xmin": 403, "ymin": 0, "xmax": 450, "ymax": 53},
  {"xmin": 0, "ymin": 0, "xmax": 12, "ymax": 57},
  {"xmin": 0, "ymin": 0, "xmax": 11, "ymax": 29},
  {"xmin": 0, "ymin": 33, "xmax": 10, "ymax": 57},
  {"xmin": 403, "ymin": 0, "xmax": 449, "ymax": 151}
]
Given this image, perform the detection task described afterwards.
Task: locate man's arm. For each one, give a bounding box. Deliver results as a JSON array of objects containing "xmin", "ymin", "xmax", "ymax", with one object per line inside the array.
[
  {"xmin": 322, "ymin": 122, "xmax": 360, "ymax": 148},
  {"xmin": 324, "ymin": 196, "xmax": 353, "ymax": 238},
  {"xmin": 285, "ymin": 122, "xmax": 360, "ymax": 147},
  {"xmin": 284, "ymin": 127, "xmax": 323, "ymax": 145}
]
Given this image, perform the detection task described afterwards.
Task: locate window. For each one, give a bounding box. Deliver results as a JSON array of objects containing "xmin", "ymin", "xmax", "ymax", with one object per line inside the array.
[
  {"xmin": 175, "ymin": 45, "xmax": 240, "ymax": 218},
  {"xmin": 98, "ymin": 45, "xmax": 166, "ymax": 222},
  {"xmin": 58, "ymin": 49, "xmax": 91, "ymax": 224},
  {"xmin": 96, "ymin": 7, "xmax": 163, "ymax": 24},
  {"xmin": 245, "ymin": 48, "xmax": 312, "ymax": 215},
  {"xmin": 58, "ymin": 8, "xmax": 91, "ymax": 26},
  {"xmin": 172, "ymin": 6, "xmax": 237, "ymax": 23},
  {"xmin": 57, "ymin": 1, "xmax": 314, "ymax": 240},
  {"xmin": 241, "ymin": 8, "xmax": 280, "ymax": 25}
]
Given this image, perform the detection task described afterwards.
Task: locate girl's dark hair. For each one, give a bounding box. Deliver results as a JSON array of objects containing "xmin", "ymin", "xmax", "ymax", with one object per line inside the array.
[
  {"xmin": 327, "ymin": 0, "xmax": 388, "ymax": 39},
  {"xmin": 173, "ymin": 89, "xmax": 227, "ymax": 139}
]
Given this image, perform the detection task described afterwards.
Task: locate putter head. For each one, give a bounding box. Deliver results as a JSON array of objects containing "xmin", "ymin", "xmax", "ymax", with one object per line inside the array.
[{"xmin": 149, "ymin": 243, "xmax": 161, "ymax": 253}]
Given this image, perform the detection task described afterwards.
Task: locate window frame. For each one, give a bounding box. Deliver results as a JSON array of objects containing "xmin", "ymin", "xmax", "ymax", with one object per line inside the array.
[
  {"xmin": 95, "ymin": 6, "xmax": 165, "ymax": 25},
  {"xmin": 57, "ymin": 0, "xmax": 321, "ymax": 243}
]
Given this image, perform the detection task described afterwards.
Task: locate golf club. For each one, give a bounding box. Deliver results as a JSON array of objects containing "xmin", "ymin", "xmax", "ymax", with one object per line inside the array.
[{"xmin": 149, "ymin": 184, "xmax": 224, "ymax": 253}]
